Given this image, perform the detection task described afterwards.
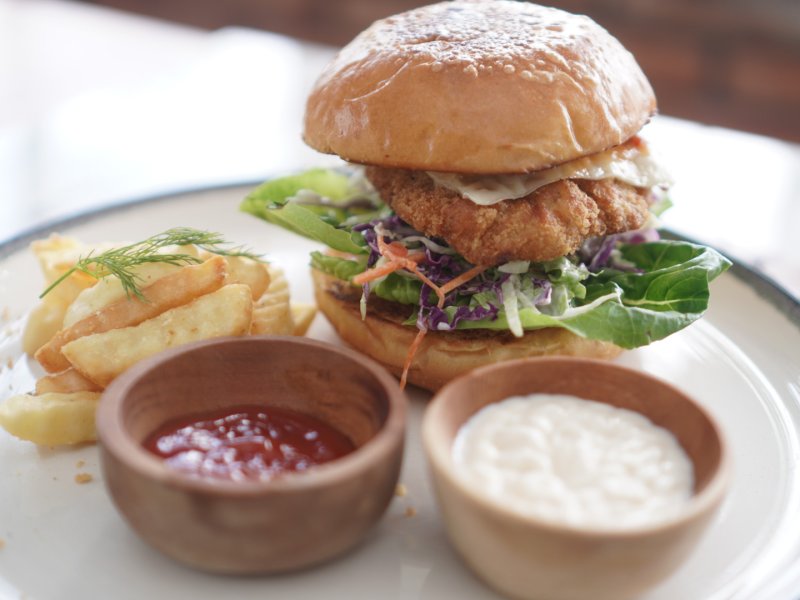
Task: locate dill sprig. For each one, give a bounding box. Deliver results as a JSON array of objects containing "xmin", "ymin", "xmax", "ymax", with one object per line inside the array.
[{"xmin": 39, "ymin": 227, "xmax": 263, "ymax": 300}]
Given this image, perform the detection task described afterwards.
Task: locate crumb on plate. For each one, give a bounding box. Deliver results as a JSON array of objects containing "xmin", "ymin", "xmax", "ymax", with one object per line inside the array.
[
  {"xmin": 404, "ymin": 506, "xmax": 417, "ymax": 518},
  {"xmin": 395, "ymin": 483, "xmax": 408, "ymax": 497},
  {"xmin": 74, "ymin": 473, "xmax": 93, "ymax": 484}
]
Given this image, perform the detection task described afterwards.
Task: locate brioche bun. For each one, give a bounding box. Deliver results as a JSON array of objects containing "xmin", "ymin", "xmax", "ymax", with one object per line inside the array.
[
  {"xmin": 304, "ymin": 0, "xmax": 656, "ymax": 174},
  {"xmin": 312, "ymin": 270, "xmax": 622, "ymax": 392}
]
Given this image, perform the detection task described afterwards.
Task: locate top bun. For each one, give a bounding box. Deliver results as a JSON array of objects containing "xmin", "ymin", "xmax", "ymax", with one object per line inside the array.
[{"xmin": 304, "ymin": 0, "xmax": 656, "ymax": 174}]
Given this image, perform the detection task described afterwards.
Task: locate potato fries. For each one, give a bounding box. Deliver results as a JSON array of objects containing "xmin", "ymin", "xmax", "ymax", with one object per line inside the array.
[
  {"xmin": 207, "ymin": 253, "xmax": 271, "ymax": 300},
  {"xmin": 22, "ymin": 235, "xmax": 108, "ymax": 355},
  {"xmin": 252, "ymin": 268, "xmax": 293, "ymax": 335},
  {"xmin": 30, "ymin": 235, "xmax": 109, "ymax": 307},
  {"xmin": 5, "ymin": 231, "xmax": 313, "ymax": 446},
  {"xmin": 36, "ymin": 256, "xmax": 228, "ymax": 373},
  {"xmin": 63, "ymin": 283, "xmax": 253, "ymax": 387},
  {"xmin": 291, "ymin": 304, "xmax": 317, "ymax": 336},
  {"xmin": 62, "ymin": 257, "xmax": 193, "ymax": 328},
  {"xmin": 0, "ymin": 392, "xmax": 101, "ymax": 446},
  {"xmin": 35, "ymin": 369, "xmax": 103, "ymax": 395},
  {"xmin": 22, "ymin": 299, "xmax": 69, "ymax": 356}
]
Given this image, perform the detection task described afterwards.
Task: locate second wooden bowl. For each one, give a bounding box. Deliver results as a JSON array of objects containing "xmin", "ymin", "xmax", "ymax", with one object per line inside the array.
[{"xmin": 423, "ymin": 357, "xmax": 729, "ymax": 600}]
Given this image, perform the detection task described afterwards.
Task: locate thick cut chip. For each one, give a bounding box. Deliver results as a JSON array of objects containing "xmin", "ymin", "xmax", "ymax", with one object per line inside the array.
[
  {"xmin": 262, "ymin": 266, "xmax": 290, "ymax": 306},
  {"xmin": 30, "ymin": 235, "xmax": 107, "ymax": 307},
  {"xmin": 23, "ymin": 299, "xmax": 70, "ymax": 356},
  {"xmin": 64, "ymin": 262, "xmax": 182, "ymax": 328},
  {"xmin": 63, "ymin": 244, "xmax": 200, "ymax": 327},
  {"xmin": 221, "ymin": 256, "xmax": 271, "ymax": 300},
  {"xmin": 251, "ymin": 303, "xmax": 294, "ymax": 335},
  {"xmin": 251, "ymin": 266, "xmax": 293, "ymax": 335},
  {"xmin": 0, "ymin": 392, "xmax": 101, "ymax": 445},
  {"xmin": 291, "ymin": 304, "xmax": 317, "ymax": 336},
  {"xmin": 62, "ymin": 284, "xmax": 253, "ymax": 387},
  {"xmin": 36, "ymin": 369, "xmax": 103, "ymax": 394},
  {"xmin": 36, "ymin": 256, "xmax": 228, "ymax": 373}
]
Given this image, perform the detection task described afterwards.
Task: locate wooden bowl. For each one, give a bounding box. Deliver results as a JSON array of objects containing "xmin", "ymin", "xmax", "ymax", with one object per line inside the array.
[
  {"xmin": 422, "ymin": 357, "xmax": 729, "ymax": 600},
  {"xmin": 96, "ymin": 336, "xmax": 406, "ymax": 574}
]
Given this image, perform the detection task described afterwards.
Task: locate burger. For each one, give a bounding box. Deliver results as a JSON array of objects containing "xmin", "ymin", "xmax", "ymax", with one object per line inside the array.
[{"xmin": 241, "ymin": 0, "xmax": 730, "ymax": 390}]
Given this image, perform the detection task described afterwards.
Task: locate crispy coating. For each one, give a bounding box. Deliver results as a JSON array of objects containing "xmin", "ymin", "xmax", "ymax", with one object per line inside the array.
[{"xmin": 366, "ymin": 167, "xmax": 650, "ymax": 265}]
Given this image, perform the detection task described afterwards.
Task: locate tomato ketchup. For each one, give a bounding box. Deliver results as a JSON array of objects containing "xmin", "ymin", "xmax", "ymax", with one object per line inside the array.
[{"xmin": 143, "ymin": 405, "xmax": 355, "ymax": 481}]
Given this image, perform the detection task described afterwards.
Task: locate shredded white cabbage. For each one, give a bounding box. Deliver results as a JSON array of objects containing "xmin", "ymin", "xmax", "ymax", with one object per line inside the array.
[
  {"xmin": 501, "ymin": 277, "xmax": 523, "ymax": 338},
  {"xmin": 402, "ymin": 235, "xmax": 456, "ymax": 255},
  {"xmin": 552, "ymin": 289, "xmax": 622, "ymax": 320},
  {"xmin": 498, "ymin": 260, "xmax": 531, "ymax": 274}
]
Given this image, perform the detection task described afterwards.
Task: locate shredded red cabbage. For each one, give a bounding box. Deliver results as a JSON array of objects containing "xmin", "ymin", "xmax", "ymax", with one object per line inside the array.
[
  {"xmin": 354, "ymin": 214, "xmax": 655, "ymax": 331},
  {"xmin": 580, "ymin": 229, "xmax": 660, "ymax": 272}
]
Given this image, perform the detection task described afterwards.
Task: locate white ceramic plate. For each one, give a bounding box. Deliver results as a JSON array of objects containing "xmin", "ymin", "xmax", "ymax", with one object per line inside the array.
[{"xmin": 0, "ymin": 186, "xmax": 798, "ymax": 600}]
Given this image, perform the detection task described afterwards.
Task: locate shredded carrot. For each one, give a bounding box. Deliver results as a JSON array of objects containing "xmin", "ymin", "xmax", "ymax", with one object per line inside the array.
[
  {"xmin": 352, "ymin": 254, "xmax": 426, "ymax": 285},
  {"xmin": 353, "ymin": 236, "xmax": 425, "ymax": 286},
  {"xmin": 385, "ymin": 241, "xmax": 408, "ymax": 257},
  {"xmin": 377, "ymin": 236, "xmax": 402, "ymax": 257},
  {"xmin": 352, "ymin": 262, "xmax": 404, "ymax": 286},
  {"xmin": 438, "ymin": 264, "xmax": 488, "ymax": 297},
  {"xmin": 400, "ymin": 327, "xmax": 428, "ymax": 389},
  {"xmin": 358, "ymin": 234, "xmax": 489, "ymax": 389}
]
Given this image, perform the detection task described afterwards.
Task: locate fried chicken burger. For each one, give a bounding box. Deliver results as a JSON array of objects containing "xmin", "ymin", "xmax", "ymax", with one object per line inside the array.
[{"xmin": 242, "ymin": 0, "xmax": 730, "ymax": 390}]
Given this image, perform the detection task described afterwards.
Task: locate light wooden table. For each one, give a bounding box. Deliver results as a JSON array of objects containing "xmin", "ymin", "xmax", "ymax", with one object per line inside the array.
[{"xmin": 1, "ymin": 0, "xmax": 798, "ymax": 300}]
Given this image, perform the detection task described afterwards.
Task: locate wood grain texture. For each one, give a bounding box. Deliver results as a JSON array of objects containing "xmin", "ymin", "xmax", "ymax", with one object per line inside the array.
[
  {"xmin": 96, "ymin": 336, "xmax": 406, "ymax": 573},
  {"xmin": 423, "ymin": 357, "xmax": 729, "ymax": 600}
]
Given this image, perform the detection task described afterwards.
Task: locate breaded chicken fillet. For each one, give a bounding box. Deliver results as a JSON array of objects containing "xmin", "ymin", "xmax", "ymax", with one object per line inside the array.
[{"xmin": 366, "ymin": 165, "xmax": 650, "ymax": 265}]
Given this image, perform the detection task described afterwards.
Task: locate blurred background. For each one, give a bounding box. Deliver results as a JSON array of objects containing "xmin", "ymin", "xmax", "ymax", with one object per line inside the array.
[
  {"xmin": 1, "ymin": 0, "xmax": 798, "ymax": 297},
  {"xmin": 81, "ymin": 0, "xmax": 800, "ymax": 143}
]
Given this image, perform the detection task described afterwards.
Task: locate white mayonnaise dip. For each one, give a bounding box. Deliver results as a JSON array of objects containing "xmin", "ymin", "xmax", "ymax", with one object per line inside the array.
[
  {"xmin": 452, "ymin": 394, "xmax": 693, "ymax": 528},
  {"xmin": 427, "ymin": 142, "xmax": 673, "ymax": 205}
]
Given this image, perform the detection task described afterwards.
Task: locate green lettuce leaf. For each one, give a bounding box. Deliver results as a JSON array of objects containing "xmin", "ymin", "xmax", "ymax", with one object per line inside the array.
[
  {"xmin": 242, "ymin": 170, "xmax": 731, "ymax": 349},
  {"xmin": 310, "ymin": 252, "xmax": 366, "ymax": 281},
  {"xmin": 372, "ymin": 274, "xmax": 423, "ymax": 305},
  {"xmin": 310, "ymin": 252, "xmax": 423, "ymax": 304},
  {"xmin": 451, "ymin": 242, "xmax": 731, "ymax": 348},
  {"xmin": 453, "ymin": 291, "xmax": 699, "ymax": 348},
  {"xmin": 243, "ymin": 169, "xmax": 351, "ymax": 205},
  {"xmin": 588, "ymin": 241, "xmax": 730, "ymax": 313},
  {"xmin": 240, "ymin": 169, "xmax": 371, "ymax": 255}
]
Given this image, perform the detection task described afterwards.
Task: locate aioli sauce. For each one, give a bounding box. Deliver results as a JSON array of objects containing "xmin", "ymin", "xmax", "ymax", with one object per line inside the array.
[
  {"xmin": 453, "ymin": 394, "xmax": 693, "ymax": 528},
  {"xmin": 144, "ymin": 405, "xmax": 355, "ymax": 481},
  {"xmin": 427, "ymin": 138, "xmax": 672, "ymax": 206}
]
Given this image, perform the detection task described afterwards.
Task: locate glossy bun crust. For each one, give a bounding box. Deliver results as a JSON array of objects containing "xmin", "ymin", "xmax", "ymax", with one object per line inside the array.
[
  {"xmin": 304, "ymin": 0, "xmax": 656, "ymax": 174},
  {"xmin": 313, "ymin": 270, "xmax": 622, "ymax": 391}
]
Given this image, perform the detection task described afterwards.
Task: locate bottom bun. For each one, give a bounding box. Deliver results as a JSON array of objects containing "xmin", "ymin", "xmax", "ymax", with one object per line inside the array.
[{"xmin": 312, "ymin": 270, "xmax": 623, "ymax": 392}]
